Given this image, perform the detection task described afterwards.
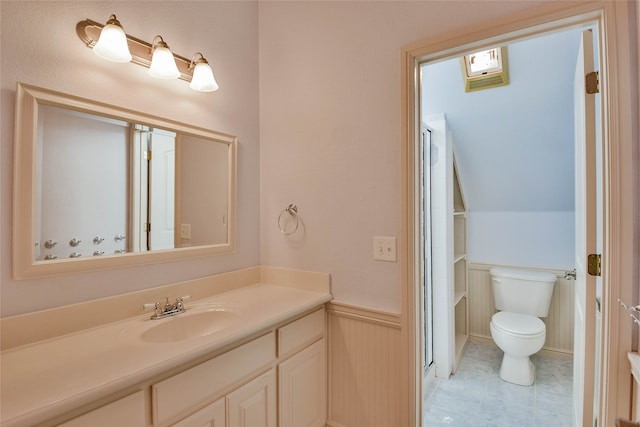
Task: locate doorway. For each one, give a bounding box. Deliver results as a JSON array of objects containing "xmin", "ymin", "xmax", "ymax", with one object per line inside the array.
[{"xmin": 414, "ymin": 15, "xmax": 602, "ymax": 425}]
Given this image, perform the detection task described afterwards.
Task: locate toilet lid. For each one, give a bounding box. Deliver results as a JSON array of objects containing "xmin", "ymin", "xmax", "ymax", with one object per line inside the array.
[{"xmin": 492, "ymin": 311, "xmax": 545, "ymax": 336}]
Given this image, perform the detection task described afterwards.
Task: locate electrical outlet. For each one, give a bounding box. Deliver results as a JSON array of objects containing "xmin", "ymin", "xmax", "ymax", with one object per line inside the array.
[
  {"xmin": 180, "ymin": 224, "xmax": 191, "ymax": 239},
  {"xmin": 373, "ymin": 236, "xmax": 396, "ymax": 262}
]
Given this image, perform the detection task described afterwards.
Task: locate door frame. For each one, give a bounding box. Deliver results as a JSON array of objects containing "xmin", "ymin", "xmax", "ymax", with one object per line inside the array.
[{"xmin": 400, "ymin": 2, "xmax": 636, "ymax": 426}]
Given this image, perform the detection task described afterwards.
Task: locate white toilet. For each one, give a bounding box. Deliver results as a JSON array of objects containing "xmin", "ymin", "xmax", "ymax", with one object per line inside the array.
[{"xmin": 489, "ymin": 267, "xmax": 556, "ymax": 386}]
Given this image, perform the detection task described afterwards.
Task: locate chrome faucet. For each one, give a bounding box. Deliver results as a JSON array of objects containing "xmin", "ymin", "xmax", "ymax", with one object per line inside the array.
[{"xmin": 143, "ymin": 295, "xmax": 191, "ymax": 320}]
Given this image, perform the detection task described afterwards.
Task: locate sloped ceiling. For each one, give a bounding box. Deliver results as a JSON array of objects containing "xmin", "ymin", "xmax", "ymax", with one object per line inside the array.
[{"xmin": 422, "ymin": 28, "xmax": 588, "ymax": 212}]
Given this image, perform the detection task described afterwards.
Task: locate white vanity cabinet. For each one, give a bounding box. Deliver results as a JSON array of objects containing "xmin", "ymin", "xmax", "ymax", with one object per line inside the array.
[
  {"xmin": 152, "ymin": 332, "xmax": 276, "ymax": 426},
  {"xmin": 150, "ymin": 308, "xmax": 325, "ymax": 427},
  {"xmin": 1, "ymin": 282, "xmax": 331, "ymax": 427},
  {"xmin": 168, "ymin": 370, "xmax": 277, "ymax": 427},
  {"xmin": 278, "ymin": 340, "xmax": 326, "ymax": 427},
  {"xmin": 171, "ymin": 397, "xmax": 225, "ymax": 427},
  {"xmin": 277, "ymin": 309, "xmax": 326, "ymax": 427},
  {"xmin": 227, "ymin": 370, "xmax": 277, "ymax": 427},
  {"xmin": 173, "ymin": 370, "xmax": 277, "ymax": 427}
]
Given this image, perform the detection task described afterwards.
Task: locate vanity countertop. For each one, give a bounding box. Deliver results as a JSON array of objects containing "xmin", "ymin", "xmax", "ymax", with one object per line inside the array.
[{"xmin": 0, "ymin": 283, "xmax": 332, "ymax": 427}]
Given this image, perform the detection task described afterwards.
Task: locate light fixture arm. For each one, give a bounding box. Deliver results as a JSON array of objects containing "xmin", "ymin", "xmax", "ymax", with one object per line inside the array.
[
  {"xmin": 76, "ymin": 18, "xmax": 195, "ymax": 82},
  {"xmin": 150, "ymin": 35, "xmax": 169, "ymax": 53},
  {"xmin": 189, "ymin": 52, "xmax": 208, "ymax": 69}
]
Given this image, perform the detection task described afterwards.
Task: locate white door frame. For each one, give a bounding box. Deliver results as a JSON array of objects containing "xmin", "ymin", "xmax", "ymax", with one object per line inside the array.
[{"xmin": 400, "ymin": 2, "xmax": 636, "ymax": 426}]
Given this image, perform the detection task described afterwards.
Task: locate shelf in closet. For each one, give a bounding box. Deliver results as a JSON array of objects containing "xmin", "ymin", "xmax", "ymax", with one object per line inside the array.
[
  {"xmin": 454, "ymin": 290, "xmax": 466, "ymax": 306},
  {"xmin": 452, "ymin": 152, "xmax": 467, "ymax": 373},
  {"xmin": 454, "ymin": 333, "xmax": 468, "ymax": 360}
]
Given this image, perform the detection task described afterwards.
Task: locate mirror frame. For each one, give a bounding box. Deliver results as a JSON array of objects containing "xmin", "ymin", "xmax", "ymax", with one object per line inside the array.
[{"xmin": 13, "ymin": 82, "xmax": 237, "ymax": 279}]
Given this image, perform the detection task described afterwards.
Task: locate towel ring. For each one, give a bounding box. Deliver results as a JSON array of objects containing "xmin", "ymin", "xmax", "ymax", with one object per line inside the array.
[{"xmin": 278, "ymin": 203, "xmax": 299, "ymax": 235}]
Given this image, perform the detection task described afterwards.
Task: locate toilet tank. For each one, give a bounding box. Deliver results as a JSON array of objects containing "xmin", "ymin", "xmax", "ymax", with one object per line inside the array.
[{"xmin": 490, "ymin": 267, "xmax": 557, "ymax": 317}]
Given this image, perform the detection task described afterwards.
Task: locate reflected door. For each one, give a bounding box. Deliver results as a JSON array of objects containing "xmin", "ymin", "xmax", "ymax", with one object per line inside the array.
[
  {"xmin": 149, "ymin": 130, "xmax": 176, "ymax": 250},
  {"xmin": 132, "ymin": 126, "xmax": 176, "ymax": 251}
]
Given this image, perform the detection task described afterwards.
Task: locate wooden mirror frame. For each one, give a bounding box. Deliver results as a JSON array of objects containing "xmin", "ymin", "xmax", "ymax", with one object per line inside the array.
[{"xmin": 13, "ymin": 83, "xmax": 237, "ymax": 279}]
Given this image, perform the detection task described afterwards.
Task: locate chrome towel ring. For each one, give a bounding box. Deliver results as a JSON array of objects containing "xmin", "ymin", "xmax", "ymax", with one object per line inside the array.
[{"xmin": 278, "ymin": 203, "xmax": 299, "ymax": 235}]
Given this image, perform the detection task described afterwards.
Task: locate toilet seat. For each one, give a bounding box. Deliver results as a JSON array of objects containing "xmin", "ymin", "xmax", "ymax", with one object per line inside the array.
[{"xmin": 491, "ymin": 311, "xmax": 545, "ymax": 337}]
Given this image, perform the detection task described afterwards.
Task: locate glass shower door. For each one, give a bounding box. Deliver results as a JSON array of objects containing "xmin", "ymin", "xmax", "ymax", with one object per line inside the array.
[{"xmin": 421, "ymin": 125, "xmax": 434, "ymax": 371}]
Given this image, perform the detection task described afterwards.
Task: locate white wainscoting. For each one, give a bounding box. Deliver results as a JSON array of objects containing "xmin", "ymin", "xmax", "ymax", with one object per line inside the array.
[
  {"xmin": 326, "ymin": 301, "xmax": 402, "ymax": 427},
  {"xmin": 468, "ymin": 264, "xmax": 574, "ymax": 357}
]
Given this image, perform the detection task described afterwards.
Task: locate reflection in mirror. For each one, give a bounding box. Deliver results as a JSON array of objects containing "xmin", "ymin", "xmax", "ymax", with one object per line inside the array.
[
  {"xmin": 14, "ymin": 83, "xmax": 236, "ymax": 278},
  {"xmin": 37, "ymin": 106, "xmax": 129, "ymax": 259}
]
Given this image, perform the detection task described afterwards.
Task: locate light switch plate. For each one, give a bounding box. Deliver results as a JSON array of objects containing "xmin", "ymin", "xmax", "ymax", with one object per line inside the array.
[{"xmin": 373, "ymin": 236, "xmax": 397, "ymax": 262}]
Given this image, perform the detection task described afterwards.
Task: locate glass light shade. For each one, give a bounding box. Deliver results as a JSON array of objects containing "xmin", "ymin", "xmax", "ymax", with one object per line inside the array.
[
  {"xmin": 189, "ymin": 62, "xmax": 219, "ymax": 92},
  {"xmin": 148, "ymin": 45, "xmax": 180, "ymax": 79},
  {"xmin": 93, "ymin": 22, "xmax": 132, "ymax": 63}
]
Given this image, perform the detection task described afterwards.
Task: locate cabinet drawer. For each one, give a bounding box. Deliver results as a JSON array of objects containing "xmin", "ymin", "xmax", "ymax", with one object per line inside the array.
[
  {"xmin": 58, "ymin": 391, "xmax": 146, "ymax": 427},
  {"xmin": 153, "ymin": 332, "xmax": 275, "ymax": 425},
  {"xmin": 278, "ymin": 309, "xmax": 324, "ymax": 357}
]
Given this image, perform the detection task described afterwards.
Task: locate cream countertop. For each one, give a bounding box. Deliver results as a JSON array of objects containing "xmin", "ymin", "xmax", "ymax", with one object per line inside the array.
[{"xmin": 1, "ymin": 283, "xmax": 332, "ymax": 427}]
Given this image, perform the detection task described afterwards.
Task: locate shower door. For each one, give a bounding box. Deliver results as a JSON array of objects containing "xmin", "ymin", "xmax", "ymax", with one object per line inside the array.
[{"xmin": 421, "ymin": 124, "xmax": 434, "ymax": 371}]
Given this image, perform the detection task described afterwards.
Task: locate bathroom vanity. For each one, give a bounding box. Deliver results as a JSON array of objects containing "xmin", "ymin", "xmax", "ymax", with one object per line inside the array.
[{"xmin": 1, "ymin": 273, "xmax": 331, "ymax": 427}]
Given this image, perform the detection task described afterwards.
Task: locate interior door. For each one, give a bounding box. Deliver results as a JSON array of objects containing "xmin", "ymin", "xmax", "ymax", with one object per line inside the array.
[
  {"xmin": 573, "ymin": 28, "xmax": 597, "ymax": 427},
  {"xmin": 149, "ymin": 130, "xmax": 176, "ymax": 250},
  {"xmin": 131, "ymin": 127, "xmax": 149, "ymax": 253}
]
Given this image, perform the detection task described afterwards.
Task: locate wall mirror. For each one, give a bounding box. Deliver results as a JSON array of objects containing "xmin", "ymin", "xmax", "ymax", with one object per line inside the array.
[{"xmin": 13, "ymin": 83, "xmax": 237, "ymax": 279}]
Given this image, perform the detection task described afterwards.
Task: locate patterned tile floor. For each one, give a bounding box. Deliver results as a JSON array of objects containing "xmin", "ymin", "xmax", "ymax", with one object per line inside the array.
[{"xmin": 424, "ymin": 341, "xmax": 573, "ymax": 426}]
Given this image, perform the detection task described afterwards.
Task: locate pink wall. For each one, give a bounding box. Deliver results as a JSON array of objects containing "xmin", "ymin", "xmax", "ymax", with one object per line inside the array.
[
  {"xmin": 37, "ymin": 106, "xmax": 128, "ymax": 260},
  {"xmin": 2, "ymin": 1, "xmax": 636, "ymax": 318},
  {"xmin": 179, "ymin": 134, "xmax": 229, "ymax": 247},
  {"xmin": 1, "ymin": 1, "xmax": 260, "ymax": 316},
  {"xmin": 257, "ymin": 1, "xmax": 564, "ymax": 313}
]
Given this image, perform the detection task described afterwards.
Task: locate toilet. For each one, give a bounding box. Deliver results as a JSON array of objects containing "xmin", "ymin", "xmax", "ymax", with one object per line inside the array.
[{"xmin": 489, "ymin": 267, "xmax": 556, "ymax": 386}]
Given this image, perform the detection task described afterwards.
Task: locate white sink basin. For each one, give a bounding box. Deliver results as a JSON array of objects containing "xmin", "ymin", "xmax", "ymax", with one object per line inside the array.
[{"xmin": 140, "ymin": 309, "xmax": 239, "ymax": 343}]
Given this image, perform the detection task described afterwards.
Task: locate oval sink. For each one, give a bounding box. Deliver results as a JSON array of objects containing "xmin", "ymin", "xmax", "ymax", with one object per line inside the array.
[{"xmin": 141, "ymin": 309, "xmax": 238, "ymax": 343}]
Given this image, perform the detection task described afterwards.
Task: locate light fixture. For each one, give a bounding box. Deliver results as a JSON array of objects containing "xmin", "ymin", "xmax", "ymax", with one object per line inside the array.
[
  {"xmin": 148, "ymin": 36, "xmax": 180, "ymax": 79},
  {"xmin": 92, "ymin": 15, "xmax": 132, "ymax": 63},
  {"xmin": 188, "ymin": 53, "xmax": 219, "ymax": 92},
  {"xmin": 460, "ymin": 46, "xmax": 509, "ymax": 92},
  {"xmin": 76, "ymin": 15, "xmax": 219, "ymax": 92}
]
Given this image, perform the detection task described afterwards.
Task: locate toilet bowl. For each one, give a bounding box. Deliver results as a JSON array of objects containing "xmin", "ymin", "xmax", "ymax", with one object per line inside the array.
[
  {"xmin": 490, "ymin": 311, "xmax": 546, "ymax": 386},
  {"xmin": 489, "ymin": 267, "xmax": 556, "ymax": 386}
]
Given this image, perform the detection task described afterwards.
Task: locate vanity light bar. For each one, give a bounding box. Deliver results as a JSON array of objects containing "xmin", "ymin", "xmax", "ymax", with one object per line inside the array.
[{"xmin": 76, "ymin": 17, "xmax": 218, "ymax": 91}]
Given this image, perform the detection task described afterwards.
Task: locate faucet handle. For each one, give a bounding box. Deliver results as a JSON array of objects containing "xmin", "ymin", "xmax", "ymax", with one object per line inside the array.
[
  {"xmin": 176, "ymin": 295, "xmax": 191, "ymax": 310},
  {"xmin": 142, "ymin": 303, "xmax": 158, "ymax": 311},
  {"xmin": 142, "ymin": 301, "xmax": 163, "ymax": 318}
]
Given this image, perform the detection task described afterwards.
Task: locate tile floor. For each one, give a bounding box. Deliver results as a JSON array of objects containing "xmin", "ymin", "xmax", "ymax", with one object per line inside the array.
[{"xmin": 424, "ymin": 341, "xmax": 573, "ymax": 426}]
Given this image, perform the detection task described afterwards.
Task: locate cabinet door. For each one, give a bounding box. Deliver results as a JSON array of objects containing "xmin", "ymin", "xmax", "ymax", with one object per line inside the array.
[
  {"xmin": 278, "ymin": 339, "xmax": 326, "ymax": 427},
  {"xmin": 172, "ymin": 397, "xmax": 225, "ymax": 427},
  {"xmin": 58, "ymin": 391, "xmax": 146, "ymax": 427},
  {"xmin": 227, "ymin": 370, "xmax": 276, "ymax": 427}
]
